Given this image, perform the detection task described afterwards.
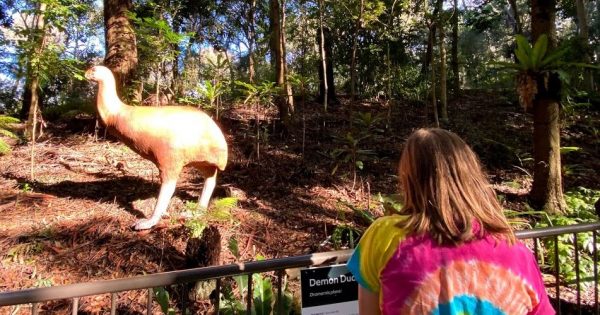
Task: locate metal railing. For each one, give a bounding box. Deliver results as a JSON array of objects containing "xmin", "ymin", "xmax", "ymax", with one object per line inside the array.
[{"xmin": 1, "ymin": 222, "xmax": 599, "ymax": 314}]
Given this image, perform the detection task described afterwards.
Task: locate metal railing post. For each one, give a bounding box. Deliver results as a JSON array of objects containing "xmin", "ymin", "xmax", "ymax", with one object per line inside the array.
[
  {"xmin": 72, "ymin": 297, "xmax": 78, "ymax": 315},
  {"xmin": 110, "ymin": 292, "xmax": 117, "ymax": 315}
]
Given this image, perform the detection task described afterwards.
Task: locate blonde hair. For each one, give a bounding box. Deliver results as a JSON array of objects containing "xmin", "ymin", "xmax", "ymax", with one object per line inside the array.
[{"xmin": 397, "ymin": 128, "xmax": 515, "ymax": 245}]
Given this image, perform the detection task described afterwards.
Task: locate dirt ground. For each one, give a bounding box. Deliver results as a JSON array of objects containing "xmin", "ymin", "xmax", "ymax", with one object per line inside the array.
[{"xmin": 1, "ymin": 92, "xmax": 599, "ymax": 314}]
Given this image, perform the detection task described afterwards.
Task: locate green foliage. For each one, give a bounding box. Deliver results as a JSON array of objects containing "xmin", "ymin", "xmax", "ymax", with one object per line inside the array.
[
  {"xmin": 0, "ymin": 115, "xmax": 20, "ymax": 155},
  {"xmin": 235, "ymin": 81, "xmax": 279, "ymax": 108},
  {"xmin": 327, "ymin": 111, "xmax": 383, "ymax": 183},
  {"xmin": 331, "ymin": 224, "xmax": 360, "ymax": 249},
  {"xmin": 14, "ymin": 0, "xmax": 88, "ymax": 87},
  {"xmin": 184, "ymin": 197, "xmax": 238, "ymax": 238},
  {"xmin": 329, "ymin": 132, "xmax": 376, "ymax": 176},
  {"xmin": 4, "ymin": 242, "xmax": 43, "ymax": 264},
  {"xmin": 197, "ymin": 81, "xmax": 224, "ymax": 110},
  {"xmin": 220, "ymin": 239, "xmax": 294, "ymax": 315},
  {"xmin": 153, "ymin": 287, "xmax": 177, "ymax": 315},
  {"xmin": 535, "ymin": 187, "xmax": 600, "ymax": 285},
  {"xmin": 377, "ymin": 193, "xmax": 403, "ymax": 216}
]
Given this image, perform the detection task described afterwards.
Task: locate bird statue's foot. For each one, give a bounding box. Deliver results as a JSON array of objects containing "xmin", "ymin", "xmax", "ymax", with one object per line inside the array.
[{"xmin": 133, "ymin": 217, "xmax": 159, "ymax": 230}]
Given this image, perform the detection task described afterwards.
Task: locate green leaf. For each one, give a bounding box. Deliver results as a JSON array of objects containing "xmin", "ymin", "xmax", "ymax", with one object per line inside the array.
[
  {"xmin": 153, "ymin": 287, "xmax": 176, "ymax": 315},
  {"xmin": 514, "ymin": 34, "xmax": 533, "ymax": 68},
  {"xmin": 228, "ymin": 238, "xmax": 240, "ymax": 258},
  {"xmin": 540, "ymin": 47, "xmax": 567, "ymax": 68},
  {"xmin": 252, "ymin": 274, "xmax": 274, "ymax": 315},
  {"xmin": 213, "ymin": 197, "xmax": 238, "ymax": 212},
  {"xmin": 560, "ymin": 146, "xmax": 581, "ymax": 154},
  {"xmin": 356, "ymin": 160, "xmax": 364, "ymax": 170},
  {"xmin": 514, "ymin": 48, "xmax": 531, "ymax": 69},
  {"xmin": 516, "ymin": 34, "xmax": 533, "ymax": 57},
  {"xmin": 531, "ymin": 34, "xmax": 548, "ymax": 69}
]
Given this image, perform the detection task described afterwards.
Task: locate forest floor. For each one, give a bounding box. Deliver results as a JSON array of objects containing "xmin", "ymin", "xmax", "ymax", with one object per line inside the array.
[{"xmin": 0, "ymin": 91, "xmax": 599, "ymax": 314}]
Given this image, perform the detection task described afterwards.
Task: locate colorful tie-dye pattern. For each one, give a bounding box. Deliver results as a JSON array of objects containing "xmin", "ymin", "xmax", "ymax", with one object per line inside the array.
[{"xmin": 347, "ymin": 215, "xmax": 554, "ymax": 315}]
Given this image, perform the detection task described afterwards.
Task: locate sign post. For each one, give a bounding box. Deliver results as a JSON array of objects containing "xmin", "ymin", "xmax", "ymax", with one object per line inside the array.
[{"xmin": 300, "ymin": 264, "xmax": 358, "ymax": 315}]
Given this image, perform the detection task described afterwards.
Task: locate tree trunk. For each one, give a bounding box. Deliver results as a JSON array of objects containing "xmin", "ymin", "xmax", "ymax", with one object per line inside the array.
[
  {"xmin": 575, "ymin": 0, "xmax": 593, "ymax": 91},
  {"xmin": 507, "ymin": 0, "xmax": 522, "ymax": 34},
  {"xmin": 421, "ymin": 0, "xmax": 443, "ymax": 76},
  {"xmin": 104, "ymin": 0, "xmax": 138, "ymax": 100},
  {"xmin": 318, "ymin": 0, "xmax": 328, "ymax": 112},
  {"xmin": 530, "ymin": 0, "xmax": 566, "ymax": 214},
  {"xmin": 20, "ymin": 77, "xmax": 32, "ymax": 120},
  {"xmin": 280, "ymin": 0, "xmax": 294, "ymax": 114},
  {"xmin": 350, "ymin": 0, "xmax": 364, "ymax": 101},
  {"xmin": 317, "ymin": 27, "xmax": 337, "ymax": 107},
  {"xmin": 248, "ymin": 0, "xmax": 256, "ymax": 83},
  {"xmin": 429, "ymin": 25, "xmax": 439, "ymax": 127},
  {"xmin": 439, "ymin": 13, "xmax": 448, "ymax": 122},
  {"xmin": 25, "ymin": 2, "xmax": 47, "ymax": 141},
  {"xmin": 530, "ymin": 98, "xmax": 564, "ymax": 214},
  {"xmin": 451, "ymin": 0, "xmax": 460, "ymax": 95},
  {"xmin": 269, "ymin": 0, "xmax": 293, "ymax": 124}
]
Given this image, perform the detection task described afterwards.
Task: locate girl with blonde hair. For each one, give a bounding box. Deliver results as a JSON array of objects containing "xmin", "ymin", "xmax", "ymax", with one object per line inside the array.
[{"xmin": 348, "ymin": 128, "xmax": 553, "ymax": 315}]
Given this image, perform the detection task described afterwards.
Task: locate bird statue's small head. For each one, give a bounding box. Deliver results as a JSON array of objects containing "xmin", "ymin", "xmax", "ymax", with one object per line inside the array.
[{"xmin": 85, "ymin": 65, "xmax": 113, "ymax": 82}]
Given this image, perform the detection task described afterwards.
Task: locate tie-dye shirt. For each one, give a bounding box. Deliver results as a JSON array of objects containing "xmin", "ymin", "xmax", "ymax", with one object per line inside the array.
[{"xmin": 347, "ymin": 215, "xmax": 554, "ymax": 315}]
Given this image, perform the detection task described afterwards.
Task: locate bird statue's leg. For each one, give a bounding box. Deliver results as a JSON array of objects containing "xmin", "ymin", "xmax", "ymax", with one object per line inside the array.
[
  {"xmin": 134, "ymin": 179, "xmax": 177, "ymax": 230},
  {"xmin": 198, "ymin": 167, "xmax": 218, "ymax": 209}
]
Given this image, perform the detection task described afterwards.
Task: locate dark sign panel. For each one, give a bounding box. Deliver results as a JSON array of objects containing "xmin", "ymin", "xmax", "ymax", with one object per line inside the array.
[{"xmin": 300, "ymin": 264, "xmax": 358, "ymax": 315}]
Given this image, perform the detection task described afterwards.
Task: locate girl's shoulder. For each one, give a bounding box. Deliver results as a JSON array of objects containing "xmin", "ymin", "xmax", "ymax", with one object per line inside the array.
[{"xmin": 363, "ymin": 214, "xmax": 410, "ymax": 241}]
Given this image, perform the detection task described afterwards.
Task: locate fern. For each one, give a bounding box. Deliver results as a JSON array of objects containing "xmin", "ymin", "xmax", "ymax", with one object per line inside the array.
[{"xmin": 0, "ymin": 115, "xmax": 20, "ymax": 155}]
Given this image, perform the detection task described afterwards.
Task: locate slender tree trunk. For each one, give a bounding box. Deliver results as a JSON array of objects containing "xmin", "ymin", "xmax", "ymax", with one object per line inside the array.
[
  {"xmin": 350, "ymin": 0, "xmax": 364, "ymax": 101},
  {"xmin": 318, "ymin": 27, "xmax": 337, "ymax": 107},
  {"xmin": 104, "ymin": 0, "xmax": 138, "ymax": 100},
  {"xmin": 25, "ymin": 2, "xmax": 48, "ymax": 181},
  {"xmin": 575, "ymin": 0, "xmax": 593, "ymax": 91},
  {"xmin": 507, "ymin": 0, "xmax": 522, "ymax": 34},
  {"xmin": 25, "ymin": 2, "xmax": 47, "ymax": 140},
  {"xmin": 269, "ymin": 0, "xmax": 293, "ymax": 124},
  {"xmin": 280, "ymin": 0, "xmax": 294, "ymax": 114},
  {"xmin": 530, "ymin": 0, "xmax": 566, "ymax": 214},
  {"xmin": 20, "ymin": 77, "xmax": 32, "ymax": 120},
  {"xmin": 248, "ymin": 0, "xmax": 256, "ymax": 83},
  {"xmin": 451, "ymin": 0, "xmax": 460, "ymax": 95},
  {"xmin": 439, "ymin": 14, "xmax": 448, "ymax": 122},
  {"xmin": 421, "ymin": 0, "xmax": 442, "ymax": 76},
  {"xmin": 318, "ymin": 0, "xmax": 328, "ymax": 112},
  {"xmin": 429, "ymin": 25, "xmax": 439, "ymax": 127}
]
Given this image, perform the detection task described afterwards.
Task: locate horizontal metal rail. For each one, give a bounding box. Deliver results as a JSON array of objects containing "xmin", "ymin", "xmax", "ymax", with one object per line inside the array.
[
  {"xmin": 0, "ymin": 249, "xmax": 352, "ymax": 306},
  {"xmin": 1, "ymin": 222, "xmax": 599, "ymax": 312}
]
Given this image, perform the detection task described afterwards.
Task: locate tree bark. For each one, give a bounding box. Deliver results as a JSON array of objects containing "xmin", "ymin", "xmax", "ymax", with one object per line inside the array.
[
  {"xmin": 350, "ymin": 0, "xmax": 364, "ymax": 101},
  {"xmin": 429, "ymin": 25, "xmax": 439, "ymax": 127},
  {"xmin": 318, "ymin": 0, "xmax": 328, "ymax": 112},
  {"xmin": 507, "ymin": 0, "xmax": 522, "ymax": 34},
  {"xmin": 248, "ymin": 0, "xmax": 256, "ymax": 83},
  {"xmin": 269, "ymin": 0, "xmax": 293, "ymax": 124},
  {"xmin": 529, "ymin": 0, "xmax": 566, "ymax": 214},
  {"xmin": 280, "ymin": 0, "xmax": 294, "ymax": 113},
  {"xmin": 575, "ymin": 0, "xmax": 593, "ymax": 91},
  {"xmin": 438, "ymin": 10, "xmax": 448, "ymax": 122},
  {"xmin": 24, "ymin": 2, "xmax": 47, "ymax": 141},
  {"xmin": 450, "ymin": 0, "xmax": 460, "ymax": 95},
  {"xmin": 104, "ymin": 0, "xmax": 138, "ymax": 101},
  {"xmin": 317, "ymin": 27, "xmax": 337, "ymax": 107}
]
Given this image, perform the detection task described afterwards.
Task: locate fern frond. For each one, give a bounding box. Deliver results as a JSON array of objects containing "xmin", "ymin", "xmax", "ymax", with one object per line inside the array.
[
  {"xmin": 0, "ymin": 140, "xmax": 11, "ymax": 155},
  {"xmin": 0, "ymin": 115, "xmax": 20, "ymax": 127},
  {"xmin": 213, "ymin": 197, "xmax": 239, "ymax": 211}
]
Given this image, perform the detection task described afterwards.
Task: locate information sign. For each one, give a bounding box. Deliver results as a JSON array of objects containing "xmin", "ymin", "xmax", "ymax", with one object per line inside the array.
[{"xmin": 300, "ymin": 264, "xmax": 358, "ymax": 315}]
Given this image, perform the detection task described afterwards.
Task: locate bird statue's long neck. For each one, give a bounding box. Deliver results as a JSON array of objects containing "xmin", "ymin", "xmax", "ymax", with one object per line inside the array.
[{"xmin": 96, "ymin": 76, "xmax": 125, "ymax": 124}]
